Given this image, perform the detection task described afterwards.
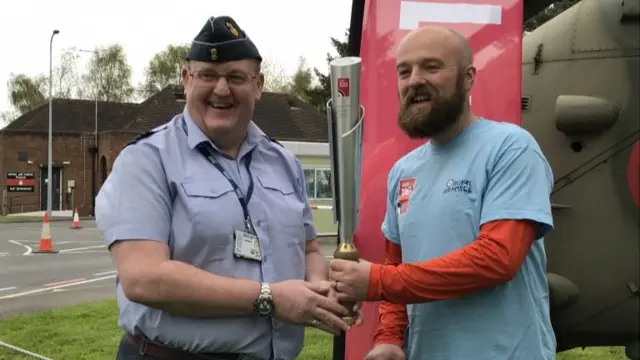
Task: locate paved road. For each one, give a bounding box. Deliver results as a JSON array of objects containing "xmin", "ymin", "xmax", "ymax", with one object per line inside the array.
[
  {"xmin": 0, "ymin": 219, "xmax": 339, "ymax": 317},
  {"xmin": 0, "ymin": 220, "xmax": 114, "ymax": 317}
]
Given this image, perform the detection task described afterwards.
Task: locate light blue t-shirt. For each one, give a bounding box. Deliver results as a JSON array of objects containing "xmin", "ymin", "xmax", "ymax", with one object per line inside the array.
[{"xmin": 381, "ymin": 118, "xmax": 556, "ymax": 360}]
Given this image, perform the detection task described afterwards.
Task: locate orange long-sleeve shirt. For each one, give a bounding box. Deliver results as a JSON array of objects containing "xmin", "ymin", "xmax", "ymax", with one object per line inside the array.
[
  {"xmin": 369, "ymin": 219, "xmax": 536, "ymax": 346},
  {"xmin": 372, "ymin": 238, "xmax": 409, "ymax": 347}
]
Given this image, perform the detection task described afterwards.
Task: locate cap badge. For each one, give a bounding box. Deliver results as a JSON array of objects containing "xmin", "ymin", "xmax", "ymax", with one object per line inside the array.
[{"xmin": 226, "ymin": 22, "xmax": 239, "ymax": 37}]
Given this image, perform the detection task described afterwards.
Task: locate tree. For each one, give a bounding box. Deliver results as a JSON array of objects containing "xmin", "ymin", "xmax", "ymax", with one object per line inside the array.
[
  {"xmin": 524, "ymin": 0, "xmax": 580, "ymax": 32},
  {"xmin": 285, "ymin": 57, "xmax": 314, "ymax": 103},
  {"xmin": 5, "ymin": 47, "xmax": 83, "ymax": 116},
  {"xmin": 1, "ymin": 110, "xmax": 18, "ymax": 124},
  {"xmin": 260, "ymin": 56, "xmax": 290, "ymax": 92},
  {"xmin": 304, "ymin": 30, "xmax": 349, "ymax": 111},
  {"xmin": 6, "ymin": 73, "xmax": 47, "ymax": 114},
  {"xmin": 81, "ymin": 44, "xmax": 135, "ymax": 102},
  {"xmin": 54, "ymin": 47, "xmax": 83, "ymax": 98},
  {"xmin": 139, "ymin": 44, "xmax": 189, "ymax": 99}
]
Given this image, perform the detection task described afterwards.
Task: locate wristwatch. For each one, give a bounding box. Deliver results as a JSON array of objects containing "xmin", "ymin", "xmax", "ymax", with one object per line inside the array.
[{"xmin": 253, "ymin": 282, "xmax": 275, "ymax": 317}]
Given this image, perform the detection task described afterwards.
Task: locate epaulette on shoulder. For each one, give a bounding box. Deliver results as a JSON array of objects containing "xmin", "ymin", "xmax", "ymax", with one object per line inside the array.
[
  {"xmin": 266, "ymin": 136, "xmax": 284, "ymax": 148},
  {"xmin": 123, "ymin": 125, "xmax": 168, "ymax": 149}
]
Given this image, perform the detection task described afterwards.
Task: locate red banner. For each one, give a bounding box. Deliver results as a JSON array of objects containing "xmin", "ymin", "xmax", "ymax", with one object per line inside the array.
[{"xmin": 348, "ymin": 1, "xmax": 524, "ymax": 358}]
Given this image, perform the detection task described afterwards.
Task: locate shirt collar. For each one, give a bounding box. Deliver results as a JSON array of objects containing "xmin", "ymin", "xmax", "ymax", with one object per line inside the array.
[{"xmin": 182, "ymin": 106, "xmax": 266, "ymax": 156}]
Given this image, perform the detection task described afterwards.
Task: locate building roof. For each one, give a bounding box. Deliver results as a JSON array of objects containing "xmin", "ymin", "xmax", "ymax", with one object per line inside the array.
[
  {"xmin": 122, "ymin": 85, "xmax": 328, "ymax": 142},
  {"xmin": 1, "ymin": 98, "xmax": 138, "ymax": 134},
  {"xmin": 2, "ymin": 86, "xmax": 329, "ymax": 143}
]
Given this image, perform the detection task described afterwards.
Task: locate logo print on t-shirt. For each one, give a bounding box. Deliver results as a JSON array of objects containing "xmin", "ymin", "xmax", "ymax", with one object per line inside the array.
[
  {"xmin": 443, "ymin": 178, "xmax": 473, "ymax": 194},
  {"xmin": 397, "ymin": 177, "xmax": 416, "ymax": 214}
]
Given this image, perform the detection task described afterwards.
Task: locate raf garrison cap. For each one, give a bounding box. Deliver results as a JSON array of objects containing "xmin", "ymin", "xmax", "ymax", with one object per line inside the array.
[{"xmin": 185, "ymin": 16, "xmax": 262, "ymax": 63}]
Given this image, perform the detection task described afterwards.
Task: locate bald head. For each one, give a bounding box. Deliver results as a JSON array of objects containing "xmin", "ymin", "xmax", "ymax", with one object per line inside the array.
[
  {"xmin": 397, "ymin": 26, "xmax": 473, "ymax": 69},
  {"xmin": 447, "ymin": 29, "xmax": 474, "ymax": 68}
]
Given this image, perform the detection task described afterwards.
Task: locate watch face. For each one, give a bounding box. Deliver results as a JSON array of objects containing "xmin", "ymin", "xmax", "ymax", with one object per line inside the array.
[{"xmin": 255, "ymin": 297, "xmax": 273, "ymax": 316}]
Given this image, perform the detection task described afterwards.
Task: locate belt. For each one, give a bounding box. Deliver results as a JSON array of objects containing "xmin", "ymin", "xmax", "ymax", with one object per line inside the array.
[{"xmin": 125, "ymin": 333, "xmax": 260, "ymax": 360}]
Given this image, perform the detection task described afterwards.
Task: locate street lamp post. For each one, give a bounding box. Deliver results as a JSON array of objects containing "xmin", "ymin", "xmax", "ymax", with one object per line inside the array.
[{"xmin": 47, "ymin": 29, "xmax": 60, "ymax": 217}]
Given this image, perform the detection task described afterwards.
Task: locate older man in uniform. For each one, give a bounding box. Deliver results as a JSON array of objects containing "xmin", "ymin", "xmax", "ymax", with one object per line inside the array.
[
  {"xmin": 329, "ymin": 26, "xmax": 555, "ymax": 360},
  {"xmin": 96, "ymin": 16, "xmax": 354, "ymax": 360}
]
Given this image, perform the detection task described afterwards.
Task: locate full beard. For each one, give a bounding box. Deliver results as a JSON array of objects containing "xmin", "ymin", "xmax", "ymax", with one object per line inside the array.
[{"xmin": 397, "ymin": 73, "xmax": 467, "ymax": 139}]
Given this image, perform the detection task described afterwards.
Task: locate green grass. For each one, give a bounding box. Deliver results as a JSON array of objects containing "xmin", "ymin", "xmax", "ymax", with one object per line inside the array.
[
  {"xmin": 0, "ymin": 300, "xmax": 628, "ymax": 359},
  {"xmin": 0, "ymin": 215, "xmax": 42, "ymax": 223},
  {"xmin": 558, "ymin": 346, "xmax": 627, "ymax": 360}
]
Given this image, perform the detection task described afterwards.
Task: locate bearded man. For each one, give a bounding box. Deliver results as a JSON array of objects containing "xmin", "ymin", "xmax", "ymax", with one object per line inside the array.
[{"xmin": 329, "ymin": 26, "xmax": 557, "ymax": 360}]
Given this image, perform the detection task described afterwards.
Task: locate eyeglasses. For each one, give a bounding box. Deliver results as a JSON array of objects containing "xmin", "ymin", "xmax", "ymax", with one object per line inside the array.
[{"xmin": 188, "ymin": 69, "xmax": 257, "ymax": 86}]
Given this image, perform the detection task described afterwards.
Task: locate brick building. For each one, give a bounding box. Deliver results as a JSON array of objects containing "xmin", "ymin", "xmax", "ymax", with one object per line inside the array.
[{"xmin": 0, "ymin": 85, "xmax": 329, "ymax": 217}]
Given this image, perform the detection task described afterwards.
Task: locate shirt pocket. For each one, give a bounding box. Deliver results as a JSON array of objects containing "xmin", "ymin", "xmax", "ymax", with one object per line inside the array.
[
  {"xmin": 256, "ymin": 174, "xmax": 306, "ymax": 248},
  {"xmin": 179, "ymin": 178, "xmax": 239, "ymax": 264}
]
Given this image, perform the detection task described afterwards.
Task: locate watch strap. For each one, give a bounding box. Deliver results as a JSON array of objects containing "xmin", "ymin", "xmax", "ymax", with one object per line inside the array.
[{"xmin": 253, "ymin": 282, "xmax": 274, "ymax": 316}]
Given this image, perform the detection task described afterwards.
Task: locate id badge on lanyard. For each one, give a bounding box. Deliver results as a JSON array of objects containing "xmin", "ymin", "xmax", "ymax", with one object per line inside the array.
[
  {"xmin": 234, "ymin": 229, "xmax": 261, "ymax": 261},
  {"xmin": 196, "ymin": 142, "xmax": 262, "ymax": 262}
]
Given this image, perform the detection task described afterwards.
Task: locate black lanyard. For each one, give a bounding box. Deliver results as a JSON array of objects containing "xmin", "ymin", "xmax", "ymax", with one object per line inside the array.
[{"xmin": 195, "ymin": 142, "xmax": 256, "ymax": 233}]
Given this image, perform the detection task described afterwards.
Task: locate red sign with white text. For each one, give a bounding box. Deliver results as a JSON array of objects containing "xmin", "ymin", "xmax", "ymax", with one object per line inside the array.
[
  {"xmin": 5, "ymin": 172, "xmax": 35, "ymax": 192},
  {"xmin": 338, "ymin": 77, "xmax": 351, "ymax": 97},
  {"xmin": 347, "ymin": 0, "xmax": 524, "ymax": 358}
]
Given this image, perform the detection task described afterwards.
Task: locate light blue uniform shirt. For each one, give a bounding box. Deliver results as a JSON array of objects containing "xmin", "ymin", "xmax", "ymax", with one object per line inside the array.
[
  {"xmin": 95, "ymin": 108, "xmax": 316, "ymax": 360},
  {"xmin": 381, "ymin": 118, "xmax": 556, "ymax": 360}
]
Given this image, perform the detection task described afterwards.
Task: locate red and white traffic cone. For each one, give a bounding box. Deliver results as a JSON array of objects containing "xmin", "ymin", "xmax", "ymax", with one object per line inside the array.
[
  {"xmin": 70, "ymin": 208, "xmax": 82, "ymax": 229},
  {"xmin": 33, "ymin": 212, "xmax": 58, "ymax": 254}
]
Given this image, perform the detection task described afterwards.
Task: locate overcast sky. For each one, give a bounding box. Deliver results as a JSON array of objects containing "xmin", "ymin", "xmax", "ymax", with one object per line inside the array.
[{"xmin": 0, "ymin": 0, "xmax": 352, "ymax": 127}]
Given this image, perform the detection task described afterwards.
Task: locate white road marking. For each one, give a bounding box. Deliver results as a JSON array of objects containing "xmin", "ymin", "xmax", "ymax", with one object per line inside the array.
[
  {"xmin": 59, "ymin": 250, "xmax": 108, "ymax": 254},
  {"xmin": 0, "ymin": 274, "xmax": 116, "ymax": 300},
  {"xmin": 20, "ymin": 240, "xmax": 104, "ymax": 244},
  {"xmin": 0, "ymin": 286, "xmax": 17, "ymax": 292},
  {"xmin": 8, "ymin": 240, "xmax": 32, "ymax": 255},
  {"xmin": 399, "ymin": 1, "xmax": 503, "ymax": 29},
  {"xmin": 45, "ymin": 278, "xmax": 87, "ymax": 287},
  {"xmin": 94, "ymin": 270, "xmax": 117, "ymax": 276},
  {"xmin": 0, "ymin": 252, "xmax": 9, "ymax": 257},
  {"xmin": 52, "ymin": 283, "xmax": 112, "ymax": 293},
  {"xmin": 59, "ymin": 244, "xmax": 106, "ymax": 252}
]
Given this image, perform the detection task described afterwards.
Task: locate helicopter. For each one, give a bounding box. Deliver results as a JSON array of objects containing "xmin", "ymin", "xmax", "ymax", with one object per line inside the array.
[{"xmin": 521, "ymin": 0, "xmax": 639, "ymax": 358}]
